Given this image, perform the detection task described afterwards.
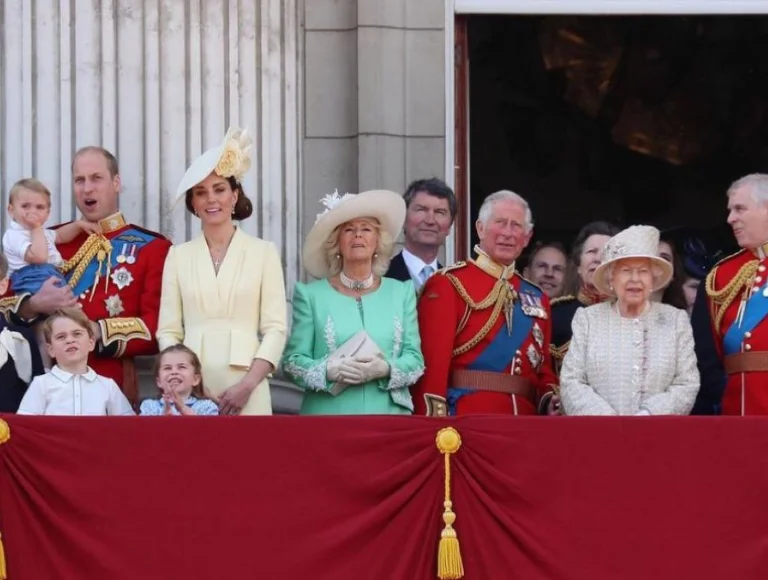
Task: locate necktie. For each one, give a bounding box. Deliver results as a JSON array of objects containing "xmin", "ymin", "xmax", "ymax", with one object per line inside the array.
[{"xmin": 419, "ymin": 265, "xmax": 434, "ymax": 287}]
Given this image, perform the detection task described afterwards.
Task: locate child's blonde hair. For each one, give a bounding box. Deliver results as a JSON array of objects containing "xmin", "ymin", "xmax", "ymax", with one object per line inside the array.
[
  {"xmin": 153, "ymin": 344, "xmax": 208, "ymax": 399},
  {"xmin": 41, "ymin": 308, "xmax": 94, "ymax": 344},
  {"xmin": 9, "ymin": 178, "xmax": 52, "ymax": 206}
]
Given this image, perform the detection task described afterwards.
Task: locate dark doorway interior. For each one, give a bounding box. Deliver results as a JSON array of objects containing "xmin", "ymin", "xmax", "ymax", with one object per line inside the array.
[{"xmin": 467, "ymin": 14, "xmax": 768, "ymax": 260}]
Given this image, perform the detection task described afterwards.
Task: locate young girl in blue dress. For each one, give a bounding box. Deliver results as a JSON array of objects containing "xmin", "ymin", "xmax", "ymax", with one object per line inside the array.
[{"xmin": 140, "ymin": 345, "xmax": 218, "ymax": 416}]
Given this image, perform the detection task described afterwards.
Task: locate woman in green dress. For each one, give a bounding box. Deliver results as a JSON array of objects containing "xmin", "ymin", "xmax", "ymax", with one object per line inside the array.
[{"xmin": 282, "ymin": 190, "xmax": 425, "ymax": 415}]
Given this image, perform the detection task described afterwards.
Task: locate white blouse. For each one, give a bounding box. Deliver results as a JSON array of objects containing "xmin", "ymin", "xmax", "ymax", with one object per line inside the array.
[
  {"xmin": 17, "ymin": 366, "xmax": 135, "ymax": 416},
  {"xmin": 560, "ymin": 301, "xmax": 700, "ymax": 416}
]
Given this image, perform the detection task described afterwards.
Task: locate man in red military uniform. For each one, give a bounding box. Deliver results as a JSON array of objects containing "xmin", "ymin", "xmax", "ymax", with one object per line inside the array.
[
  {"xmin": 706, "ymin": 173, "xmax": 768, "ymax": 415},
  {"xmin": 412, "ymin": 190, "xmax": 559, "ymax": 416},
  {"xmin": 0, "ymin": 146, "xmax": 171, "ymax": 406}
]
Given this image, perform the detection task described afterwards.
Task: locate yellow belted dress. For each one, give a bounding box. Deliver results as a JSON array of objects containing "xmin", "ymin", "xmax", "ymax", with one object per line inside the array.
[{"xmin": 157, "ymin": 228, "xmax": 288, "ymax": 415}]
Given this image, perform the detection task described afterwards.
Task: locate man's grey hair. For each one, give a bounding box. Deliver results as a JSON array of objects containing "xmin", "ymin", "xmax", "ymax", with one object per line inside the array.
[
  {"xmin": 477, "ymin": 190, "xmax": 534, "ymax": 232},
  {"xmin": 728, "ymin": 173, "xmax": 768, "ymax": 204}
]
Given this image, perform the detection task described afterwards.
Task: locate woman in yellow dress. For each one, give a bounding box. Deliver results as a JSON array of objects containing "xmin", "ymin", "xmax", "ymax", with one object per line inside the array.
[{"xmin": 157, "ymin": 127, "xmax": 288, "ymax": 415}]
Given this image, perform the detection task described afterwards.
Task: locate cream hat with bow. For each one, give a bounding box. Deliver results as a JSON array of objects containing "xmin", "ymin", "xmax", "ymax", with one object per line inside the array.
[
  {"xmin": 174, "ymin": 126, "xmax": 252, "ymax": 205},
  {"xmin": 302, "ymin": 189, "xmax": 406, "ymax": 279},
  {"xmin": 592, "ymin": 225, "xmax": 673, "ymax": 297}
]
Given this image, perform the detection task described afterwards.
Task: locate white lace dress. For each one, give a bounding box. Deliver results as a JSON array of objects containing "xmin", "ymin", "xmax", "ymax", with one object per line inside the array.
[{"xmin": 560, "ymin": 301, "xmax": 700, "ymax": 415}]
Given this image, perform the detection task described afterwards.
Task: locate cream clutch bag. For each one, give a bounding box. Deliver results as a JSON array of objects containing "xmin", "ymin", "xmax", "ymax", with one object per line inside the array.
[{"xmin": 328, "ymin": 330, "xmax": 384, "ymax": 395}]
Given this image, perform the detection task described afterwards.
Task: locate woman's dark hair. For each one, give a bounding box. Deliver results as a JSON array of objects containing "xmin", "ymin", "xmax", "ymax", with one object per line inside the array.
[
  {"xmin": 658, "ymin": 235, "xmax": 689, "ymax": 310},
  {"xmin": 185, "ymin": 176, "xmax": 253, "ymax": 221},
  {"xmin": 153, "ymin": 344, "xmax": 208, "ymax": 400},
  {"xmin": 563, "ymin": 221, "xmax": 621, "ymax": 295}
]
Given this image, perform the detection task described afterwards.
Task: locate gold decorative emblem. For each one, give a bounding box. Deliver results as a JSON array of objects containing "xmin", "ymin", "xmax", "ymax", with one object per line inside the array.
[
  {"xmin": 527, "ymin": 344, "xmax": 542, "ymax": 371},
  {"xmin": 110, "ymin": 267, "xmax": 134, "ymax": 290},
  {"xmin": 105, "ymin": 295, "xmax": 125, "ymax": 317},
  {"xmin": 0, "ymin": 418, "xmax": 9, "ymax": 445},
  {"xmin": 532, "ymin": 323, "xmax": 544, "ymax": 348}
]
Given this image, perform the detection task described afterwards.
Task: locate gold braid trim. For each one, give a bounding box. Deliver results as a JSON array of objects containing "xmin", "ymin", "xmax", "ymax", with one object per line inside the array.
[
  {"xmin": 550, "ymin": 340, "xmax": 570, "ymax": 376},
  {"xmin": 550, "ymin": 294, "xmax": 576, "ymax": 306},
  {"xmin": 445, "ymin": 273, "xmax": 515, "ymax": 357},
  {"xmin": 58, "ymin": 234, "xmax": 113, "ymax": 291},
  {"xmin": 705, "ymin": 259, "xmax": 759, "ymax": 333},
  {"xmin": 550, "ymin": 340, "xmax": 570, "ymax": 360}
]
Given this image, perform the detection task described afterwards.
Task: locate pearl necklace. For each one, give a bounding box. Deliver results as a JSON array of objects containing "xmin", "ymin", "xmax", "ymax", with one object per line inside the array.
[{"xmin": 340, "ymin": 271, "xmax": 374, "ymax": 291}]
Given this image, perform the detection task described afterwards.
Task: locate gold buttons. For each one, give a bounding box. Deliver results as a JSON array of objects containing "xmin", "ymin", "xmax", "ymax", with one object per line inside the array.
[
  {"xmin": 745, "ymin": 344, "xmax": 752, "ymax": 351},
  {"xmin": 745, "ymin": 331, "xmax": 752, "ymax": 339},
  {"xmin": 760, "ymin": 265, "xmax": 766, "ymax": 273}
]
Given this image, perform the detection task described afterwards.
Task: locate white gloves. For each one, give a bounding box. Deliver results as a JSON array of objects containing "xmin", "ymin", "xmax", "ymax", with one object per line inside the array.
[
  {"xmin": 338, "ymin": 356, "xmax": 390, "ymax": 385},
  {"xmin": 326, "ymin": 357, "xmax": 345, "ymax": 382}
]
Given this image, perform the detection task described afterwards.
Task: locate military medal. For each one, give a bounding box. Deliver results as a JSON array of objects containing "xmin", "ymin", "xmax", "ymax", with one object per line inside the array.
[
  {"xmin": 105, "ymin": 295, "xmax": 125, "ymax": 317},
  {"xmin": 527, "ymin": 344, "xmax": 542, "ymax": 371},
  {"xmin": 110, "ymin": 267, "xmax": 134, "ymax": 290},
  {"xmin": 521, "ymin": 292, "xmax": 547, "ymax": 319},
  {"xmin": 126, "ymin": 245, "xmax": 137, "ymax": 264},
  {"xmin": 532, "ymin": 323, "xmax": 544, "ymax": 348},
  {"xmin": 116, "ymin": 243, "xmax": 128, "ymax": 264}
]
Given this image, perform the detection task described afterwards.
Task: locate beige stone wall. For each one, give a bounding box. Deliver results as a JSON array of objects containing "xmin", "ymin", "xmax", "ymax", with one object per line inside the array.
[{"xmin": 303, "ymin": 0, "xmax": 448, "ymax": 258}]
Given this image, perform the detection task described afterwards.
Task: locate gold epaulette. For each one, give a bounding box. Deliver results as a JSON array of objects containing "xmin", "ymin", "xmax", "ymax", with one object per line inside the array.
[
  {"xmin": 435, "ymin": 261, "xmax": 467, "ymax": 275},
  {"xmin": 705, "ymin": 249, "xmax": 755, "ymax": 332},
  {"xmin": 550, "ymin": 294, "xmax": 576, "ymax": 306},
  {"xmin": 0, "ymin": 296, "xmax": 19, "ymax": 320}
]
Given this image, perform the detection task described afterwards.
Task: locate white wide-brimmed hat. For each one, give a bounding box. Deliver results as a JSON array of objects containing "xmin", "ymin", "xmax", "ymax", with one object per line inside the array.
[
  {"xmin": 302, "ymin": 189, "xmax": 406, "ymax": 279},
  {"xmin": 174, "ymin": 126, "xmax": 253, "ymax": 205},
  {"xmin": 592, "ymin": 225, "xmax": 673, "ymax": 296}
]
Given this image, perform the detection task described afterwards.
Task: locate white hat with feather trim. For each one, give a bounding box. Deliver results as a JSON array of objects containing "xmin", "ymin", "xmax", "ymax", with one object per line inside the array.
[
  {"xmin": 302, "ymin": 189, "xmax": 406, "ymax": 279},
  {"xmin": 174, "ymin": 126, "xmax": 253, "ymax": 205}
]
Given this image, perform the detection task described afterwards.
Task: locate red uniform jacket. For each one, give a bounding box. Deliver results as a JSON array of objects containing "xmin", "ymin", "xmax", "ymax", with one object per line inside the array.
[
  {"xmin": 411, "ymin": 252, "xmax": 558, "ymax": 416},
  {"xmin": 0, "ymin": 212, "xmax": 172, "ymax": 405},
  {"xmin": 706, "ymin": 247, "xmax": 768, "ymax": 415}
]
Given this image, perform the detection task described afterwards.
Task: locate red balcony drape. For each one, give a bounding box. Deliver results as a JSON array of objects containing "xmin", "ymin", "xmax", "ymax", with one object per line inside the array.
[{"xmin": 1, "ymin": 415, "xmax": 766, "ymax": 580}]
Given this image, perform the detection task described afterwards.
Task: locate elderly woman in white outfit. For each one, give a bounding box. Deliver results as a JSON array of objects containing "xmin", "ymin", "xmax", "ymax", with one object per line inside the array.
[{"xmin": 560, "ymin": 225, "xmax": 700, "ymax": 416}]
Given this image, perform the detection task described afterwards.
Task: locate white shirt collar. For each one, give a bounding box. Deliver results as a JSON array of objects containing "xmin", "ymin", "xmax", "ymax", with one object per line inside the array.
[
  {"xmin": 50, "ymin": 365, "xmax": 98, "ymax": 383},
  {"xmin": 8, "ymin": 220, "xmax": 25, "ymax": 231},
  {"xmin": 402, "ymin": 248, "xmax": 439, "ymax": 279}
]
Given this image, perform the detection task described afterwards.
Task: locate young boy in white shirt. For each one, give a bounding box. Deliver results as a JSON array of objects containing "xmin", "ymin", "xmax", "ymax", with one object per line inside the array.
[{"xmin": 17, "ymin": 308, "xmax": 134, "ymax": 416}]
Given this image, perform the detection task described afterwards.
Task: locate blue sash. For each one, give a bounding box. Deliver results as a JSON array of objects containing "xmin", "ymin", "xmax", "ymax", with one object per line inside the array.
[
  {"xmin": 723, "ymin": 287, "xmax": 768, "ymax": 355},
  {"xmin": 447, "ymin": 279, "xmax": 539, "ymax": 414},
  {"xmin": 68, "ymin": 227, "xmax": 157, "ymax": 297}
]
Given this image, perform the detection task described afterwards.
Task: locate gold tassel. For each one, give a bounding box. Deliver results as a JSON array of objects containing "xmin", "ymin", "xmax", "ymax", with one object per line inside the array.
[
  {"xmin": 435, "ymin": 427, "xmax": 464, "ymax": 579},
  {"xmin": 0, "ymin": 419, "xmax": 9, "ymax": 580}
]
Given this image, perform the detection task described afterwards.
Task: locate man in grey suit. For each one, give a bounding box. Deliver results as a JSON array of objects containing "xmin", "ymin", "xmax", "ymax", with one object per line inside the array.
[{"xmin": 385, "ymin": 178, "xmax": 457, "ymax": 291}]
